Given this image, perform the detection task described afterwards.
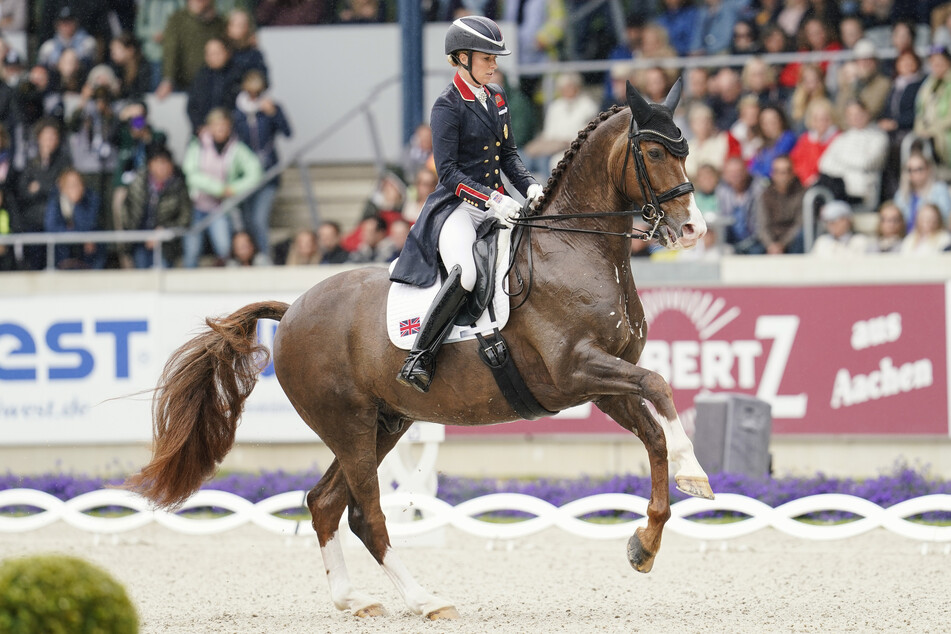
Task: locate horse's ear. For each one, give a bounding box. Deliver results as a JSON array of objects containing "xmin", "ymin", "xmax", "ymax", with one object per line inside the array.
[
  {"xmin": 626, "ymin": 80, "xmax": 652, "ymax": 126},
  {"xmin": 663, "ymin": 77, "xmax": 683, "ymax": 113}
]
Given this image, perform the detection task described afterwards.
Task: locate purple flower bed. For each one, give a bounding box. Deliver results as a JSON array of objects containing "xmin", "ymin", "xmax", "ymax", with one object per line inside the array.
[{"xmin": 1, "ymin": 464, "xmax": 948, "ymax": 522}]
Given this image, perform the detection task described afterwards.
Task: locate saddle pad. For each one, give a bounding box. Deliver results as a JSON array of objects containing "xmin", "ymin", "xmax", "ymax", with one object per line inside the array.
[{"xmin": 386, "ymin": 234, "xmax": 511, "ymax": 350}]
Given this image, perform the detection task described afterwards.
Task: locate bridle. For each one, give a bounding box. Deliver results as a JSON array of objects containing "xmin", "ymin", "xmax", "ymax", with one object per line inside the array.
[
  {"xmin": 510, "ymin": 114, "xmax": 694, "ymax": 241},
  {"xmin": 504, "ymin": 113, "xmax": 695, "ymax": 307}
]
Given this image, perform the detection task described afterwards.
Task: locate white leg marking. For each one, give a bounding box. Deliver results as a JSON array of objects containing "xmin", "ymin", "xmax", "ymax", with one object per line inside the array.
[
  {"xmin": 319, "ymin": 532, "xmax": 379, "ymax": 613},
  {"xmin": 656, "ymin": 414, "xmax": 708, "ymax": 480},
  {"xmin": 380, "ymin": 547, "xmax": 455, "ymax": 616}
]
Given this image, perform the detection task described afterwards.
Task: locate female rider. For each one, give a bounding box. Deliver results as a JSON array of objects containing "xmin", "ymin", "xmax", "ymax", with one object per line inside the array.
[{"xmin": 391, "ymin": 16, "xmax": 543, "ymax": 393}]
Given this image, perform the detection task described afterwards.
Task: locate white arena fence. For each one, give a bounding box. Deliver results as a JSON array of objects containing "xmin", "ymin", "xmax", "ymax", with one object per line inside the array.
[{"xmin": 1, "ymin": 489, "xmax": 950, "ymax": 544}]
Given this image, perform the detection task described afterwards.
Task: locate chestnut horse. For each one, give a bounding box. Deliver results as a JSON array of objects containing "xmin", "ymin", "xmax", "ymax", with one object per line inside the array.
[{"xmin": 125, "ymin": 81, "xmax": 712, "ymax": 620}]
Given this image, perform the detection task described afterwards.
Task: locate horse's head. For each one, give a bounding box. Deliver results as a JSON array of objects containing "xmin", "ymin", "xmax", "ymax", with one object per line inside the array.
[{"xmin": 623, "ymin": 79, "xmax": 706, "ymax": 249}]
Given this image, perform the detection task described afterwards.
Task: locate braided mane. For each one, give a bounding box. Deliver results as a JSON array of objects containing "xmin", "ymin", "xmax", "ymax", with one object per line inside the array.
[{"xmin": 536, "ymin": 105, "xmax": 626, "ymax": 213}]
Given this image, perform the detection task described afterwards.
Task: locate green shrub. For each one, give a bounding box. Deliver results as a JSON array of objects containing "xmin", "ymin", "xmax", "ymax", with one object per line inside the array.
[{"xmin": 0, "ymin": 554, "xmax": 138, "ymax": 634}]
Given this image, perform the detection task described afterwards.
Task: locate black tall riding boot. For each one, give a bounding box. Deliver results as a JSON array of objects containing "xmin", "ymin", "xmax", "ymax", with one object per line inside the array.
[{"xmin": 396, "ymin": 265, "xmax": 469, "ymax": 393}]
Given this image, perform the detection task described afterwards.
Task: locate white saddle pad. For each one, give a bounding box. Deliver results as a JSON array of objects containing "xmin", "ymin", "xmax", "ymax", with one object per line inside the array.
[{"xmin": 386, "ymin": 234, "xmax": 511, "ymax": 350}]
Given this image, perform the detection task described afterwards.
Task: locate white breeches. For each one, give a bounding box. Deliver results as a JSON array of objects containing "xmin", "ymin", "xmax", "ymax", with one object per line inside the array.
[{"xmin": 438, "ymin": 202, "xmax": 487, "ymax": 292}]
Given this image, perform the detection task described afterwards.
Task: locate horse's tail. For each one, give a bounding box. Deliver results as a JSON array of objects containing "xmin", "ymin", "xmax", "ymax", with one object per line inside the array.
[{"xmin": 124, "ymin": 301, "xmax": 290, "ymax": 510}]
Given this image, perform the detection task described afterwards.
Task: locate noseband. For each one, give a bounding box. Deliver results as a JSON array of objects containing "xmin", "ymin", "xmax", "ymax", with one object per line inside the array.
[{"xmin": 510, "ymin": 112, "xmax": 695, "ymax": 242}]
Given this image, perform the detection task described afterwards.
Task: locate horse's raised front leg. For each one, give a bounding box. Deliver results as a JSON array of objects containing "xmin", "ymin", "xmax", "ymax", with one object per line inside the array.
[
  {"xmin": 574, "ymin": 350, "xmax": 714, "ymax": 500},
  {"xmin": 316, "ymin": 418, "xmax": 458, "ymax": 620},
  {"xmin": 597, "ymin": 394, "xmax": 670, "ymax": 573}
]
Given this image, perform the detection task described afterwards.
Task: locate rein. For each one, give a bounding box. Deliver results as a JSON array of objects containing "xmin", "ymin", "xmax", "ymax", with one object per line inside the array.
[{"xmin": 504, "ymin": 113, "xmax": 695, "ymax": 308}]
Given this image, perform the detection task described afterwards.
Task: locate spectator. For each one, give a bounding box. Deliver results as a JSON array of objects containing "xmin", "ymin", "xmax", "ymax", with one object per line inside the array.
[
  {"xmin": 730, "ymin": 94, "xmax": 762, "ymax": 161},
  {"xmin": 402, "ymin": 166, "xmax": 437, "ymax": 223},
  {"xmin": 348, "ymin": 215, "xmax": 396, "ymax": 263},
  {"xmin": 679, "ymin": 66, "xmax": 711, "ymax": 122},
  {"xmin": 835, "ymin": 39, "xmax": 891, "ymax": 122},
  {"xmin": 636, "ymin": 66, "xmax": 671, "ymax": 105},
  {"xmin": 601, "ymin": 14, "xmax": 644, "ymax": 99},
  {"xmin": 741, "ymin": 56, "xmax": 784, "ymax": 107},
  {"xmin": 788, "ymin": 64, "xmax": 828, "ymax": 132},
  {"xmin": 14, "ymin": 119, "xmax": 71, "ymax": 269},
  {"xmin": 878, "ymin": 49, "xmax": 924, "ymax": 199},
  {"xmin": 914, "ymin": 45, "xmax": 951, "ymax": 168},
  {"xmin": 226, "ymin": 9, "xmax": 269, "ymax": 88},
  {"xmin": 811, "ymin": 200, "xmax": 870, "ymax": 256},
  {"xmin": 227, "ymin": 229, "xmax": 270, "ymax": 266},
  {"xmin": 817, "ymin": 100, "xmax": 889, "ymax": 209},
  {"xmin": 38, "ymin": 0, "xmax": 115, "ymax": 46},
  {"xmin": 121, "ymin": 145, "xmax": 191, "ymax": 268},
  {"xmin": 893, "ymin": 152, "xmax": 951, "ymax": 228},
  {"xmin": 0, "ymin": 188, "xmax": 13, "ymax": 270},
  {"xmin": 899, "ymin": 203, "xmax": 951, "ymax": 254},
  {"xmin": 232, "ymin": 69, "xmax": 292, "ymax": 256},
  {"xmin": 36, "ymin": 6, "xmax": 97, "ymax": 70},
  {"xmin": 785, "ymin": 17, "xmax": 841, "ymax": 88},
  {"xmin": 111, "ymin": 101, "xmax": 168, "ymax": 231},
  {"xmin": 66, "ymin": 84, "xmax": 118, "ymax": 225},
  {"xmin": 108, "ymin": 33, "xmax": 153, "ymax": 100},
  {"xmin": 729, "ymin": 19, "xmax": 760, "ymax": 56},
  {"xmin": 523, "ymin": 72, "xmax": 599, "ymax": 175},
  {"xmin": 638, "ymin": 23, "xmax": 679, "ymax": 83},
  {"xmin": 764, "ymin": 25, "xmax": 797, "ymax": 89},
  {"xmin": 402, "ymin": 123, "xmax": 433, "ymax": 184},
  {"xmin": 181, "ymin": 108, "xmax": 263, "ymax": 268},
  {"xmin": 13, "ymin": 67, "xmax": 64, "ymax": 145},
  {"xmin": 684, "ymin": 102, "xmax": 740, "ymax": 181},
  {"xmin": 284, "ymin": 227, "xmax": 320, "ymax": 265},
  {"xmin": 156, "ymin": 0, "xmax": 226, "ymax": 98},
  {"xmin": 187, "ymin": 37, "xmax": 241, "ymax": 135},
  {"xmin": 2, "ymin": 49, "xmax": 26, "ymax": 89},
  {"xmin": 871, "ymin": 200, "xmax": 906, "ymax": 253},
  {"xmin": 317, "ymin": 220, "xmax": 348, "ymax": 264},
  {"xmin": 601, "ymin": 61, "xmax": 636, "ymax": 112},
  {"xmin": 789, "ymin": 97, "xmax": 838, "ymax": 187},
  {"xmin": 135, "ymin": 0, "xmax": 183, "ymax": 92},
  {"xmin": 55, "ymin": 48, "xmax": 86, "ymax": 99},
  {"xmin": 748, "ymin": 105, "xmax": 797, "ymax": 179},
  {"xmin": 693, "ymin": 163, "xmax": 720, "ymax": 218},
  {"xmin": 838, "ymin": 15, "xmax": 865, "ymax": 51},
  {"xmin": 342, "ymin": 172, "xmax": 406, "ymax": 252},
  {"xmin": 753, "ymin": 155, "xmax": 805, "ymax": 254},
  {"xmin": 689, "ymin": 0, "xmax": 744, "ymax": 56},
  {"xmin": 882, "ymin": 20, "xmax": 917, "ymax": 76},
  {"xmin": 44, "ymin": 168, "xmax": 104, "ymax": 269},
  {"xmin": 656, "ymin": 0, "xmax": 699, "ymax": 57},
  {"xmin": 776, "ymin": 0, "xmax": 808, "ymax": 38},
  {"xmin": 255, "ymin": 0, "xmax": 329, "ymax": 26},
  {"xmin": 388, "ymin": 219, "xmax": 410, "ymax": 258},
  {"xmin": 717, "ymin": 156, "xmax": 765, "ymax": 254},
  {"xmin": 708, "ymin": 67, "xmax": 743, "ymax": 132}
]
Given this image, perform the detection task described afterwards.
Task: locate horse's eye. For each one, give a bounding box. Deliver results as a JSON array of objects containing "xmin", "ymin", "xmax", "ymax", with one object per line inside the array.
[{"xmin": 648, "ymin": 148, "xmax": 663, "ymax": 160}]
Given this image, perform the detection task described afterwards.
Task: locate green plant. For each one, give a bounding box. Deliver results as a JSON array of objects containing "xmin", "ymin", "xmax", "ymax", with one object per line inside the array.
[{"xmin": 0, "ymin": 554, "xmax": 138, "ymax": 634}]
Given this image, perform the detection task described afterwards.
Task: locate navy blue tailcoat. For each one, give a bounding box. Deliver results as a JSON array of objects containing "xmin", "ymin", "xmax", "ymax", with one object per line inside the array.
[{"xmin": 390, "ymin": 73, "xmax": 537, "ymax": 287}]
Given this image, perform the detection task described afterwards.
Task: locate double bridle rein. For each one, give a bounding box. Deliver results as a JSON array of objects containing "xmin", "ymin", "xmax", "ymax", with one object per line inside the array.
[{"xmin": 509, "ymin": 115, "xmax": 695, "ymax": 242}]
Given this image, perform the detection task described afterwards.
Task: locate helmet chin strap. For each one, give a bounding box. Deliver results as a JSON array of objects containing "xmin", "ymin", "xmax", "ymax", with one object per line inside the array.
[{"xmin": 454, "ymin": 51, "xmax": 482, "ymax": 87}]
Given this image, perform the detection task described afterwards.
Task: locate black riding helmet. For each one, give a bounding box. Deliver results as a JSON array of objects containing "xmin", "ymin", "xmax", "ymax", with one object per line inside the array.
[{"xmin": 445, "ymin": 16, "xmax": 510, "ymax": 86}]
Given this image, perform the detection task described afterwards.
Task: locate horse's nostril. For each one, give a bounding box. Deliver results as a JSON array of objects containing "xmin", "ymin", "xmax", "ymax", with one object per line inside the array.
[{"xmin": 681, "ymin": 223, "xmax": 697, "ymax": 238}]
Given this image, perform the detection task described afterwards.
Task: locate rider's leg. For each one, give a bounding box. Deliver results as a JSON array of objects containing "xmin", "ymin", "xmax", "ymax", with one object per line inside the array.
[{"xmin": 396, "ymin": 206, "xmax": 478, "ymax": 392}]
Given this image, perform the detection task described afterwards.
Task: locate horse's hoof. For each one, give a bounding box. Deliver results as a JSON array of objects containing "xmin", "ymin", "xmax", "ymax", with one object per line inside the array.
[
  {"xmin": 627, "ymin": 528, "xmax": 656, "ymax": 574},
  {"xmin": 426, "ymin": 606, "xmax": 461, "ymax": 620},
  {"xmin": 354, "ymin": 603, "xmax": 387, "ymax": 618},
  {"xmin": 676, "ymin": 475, "xmax": 715, "ymax": 500}
]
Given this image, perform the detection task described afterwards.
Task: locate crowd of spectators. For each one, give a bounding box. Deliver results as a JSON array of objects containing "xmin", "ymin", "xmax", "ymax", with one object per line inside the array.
[{"xmin": 3, "ymin": 0, "xmax": 951, "ymax": 272}]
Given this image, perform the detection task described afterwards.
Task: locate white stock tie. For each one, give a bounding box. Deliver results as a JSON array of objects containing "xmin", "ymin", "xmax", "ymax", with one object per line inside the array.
[{"xmin": 475, "ymin": 87, "xmax": 488, "ymax": 109}]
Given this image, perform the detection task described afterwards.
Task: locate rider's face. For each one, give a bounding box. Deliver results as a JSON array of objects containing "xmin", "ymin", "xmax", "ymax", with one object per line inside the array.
[{"xmin": 462, "ymin": 52, "xmax": 497, "ymax": 85}]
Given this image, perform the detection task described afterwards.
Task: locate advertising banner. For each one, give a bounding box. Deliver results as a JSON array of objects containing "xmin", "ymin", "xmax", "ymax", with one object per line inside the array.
[
  {"xmin": 2, "ymin": 283, "xmax": 948, "ymax": 445},
  {"xmin": 448, "ymin": 283, "xmax": 950, "ymax": 437},
  {"xmin": 0, "ymin": 293, "xmax": 302, "ymax": 445}
]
